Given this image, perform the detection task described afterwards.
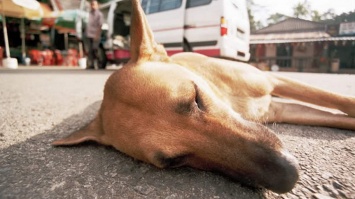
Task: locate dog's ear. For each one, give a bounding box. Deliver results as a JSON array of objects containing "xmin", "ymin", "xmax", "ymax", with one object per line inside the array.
[
  {"xmin": 51, "ymin": 116, "xmax": 106, "ymax": 146},
  {"xmin": 129, "ymin": 0, "xmax": 170, "ymax": 64}
]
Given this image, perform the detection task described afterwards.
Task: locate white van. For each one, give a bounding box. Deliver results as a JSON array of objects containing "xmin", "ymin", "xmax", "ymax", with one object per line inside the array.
[{"xmin": 101, "ymin": 0, "xmax": 250, "ymax": 64}]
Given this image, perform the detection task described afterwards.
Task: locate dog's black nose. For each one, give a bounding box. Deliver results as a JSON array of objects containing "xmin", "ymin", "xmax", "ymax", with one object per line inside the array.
[{"xmin": 263, "ymin": 150, "xmax": 300, "ymax": 193}]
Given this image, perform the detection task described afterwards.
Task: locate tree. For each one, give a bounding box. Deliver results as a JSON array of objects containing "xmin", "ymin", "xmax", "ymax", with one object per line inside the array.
[
  {"xmin": 248, "ymin": 8, "xmax": 257, "ymax": 32},
  {"xmin": 246, "ymin": 0, "xmax": 265, "ymax": 31},
  {"xmin": 267, "ymin": 13, "xmax": 288, "ymax": 25},
  {"xmin": 311, "ymin": 10, "xmax": 322, "ymax": 21},
  {"xmin": 322, "ymin": 9, "xmax": 336, "ymax": 20},
  {"xmin": 262, "ymin": 1, "xmax": 353, "ymax": 27},
  {"xmin": 254, "ymin": 21, "xmax": 264, "ymax": 30},
  {"xmin": 293, "ymin": 0, "xmax": 311, "ymax": 19},
  {"xmin": 322, "ymin": 10, "xmax": 355, "ymax": 24}
]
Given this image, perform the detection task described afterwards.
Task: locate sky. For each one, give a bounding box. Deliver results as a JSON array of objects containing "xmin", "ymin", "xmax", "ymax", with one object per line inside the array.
[{"xmin": 251, "ymin": 0, "xmax": 355, "ymax": 25}]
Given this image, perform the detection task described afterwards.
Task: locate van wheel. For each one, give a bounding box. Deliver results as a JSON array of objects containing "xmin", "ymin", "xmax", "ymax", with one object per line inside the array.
[{"xmin": 183, "ymin": 40, "xmax": 192, "ymax": 52}]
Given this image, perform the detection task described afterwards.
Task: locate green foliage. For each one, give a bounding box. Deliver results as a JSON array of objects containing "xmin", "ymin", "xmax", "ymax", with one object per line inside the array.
[
  {"xmin": 293, "ymin": 0, "xmax": 311, "ymax": 19},
  {"xmin": 87, "ymin": 0, "xmax": 111, "ymax": 3},
  {"xmin": 311, "ymin": 10, "xmax": 322, "ymax": 22},
  {"xmin": 267, "ymin": 13, "xmax": 288, "ymax": 25},
  {"xmin": 247, "ymin": 0, "xmax": 265, "ymax": 31},
  {"xmin": 248, "ymin": 7, "xmax": 257, "ymax": 31},
  {"xmin": 38, "ymin": 0, "xmax": 51, "ymax": 3},
  {"xmin": 322, "ymin": 10, "xmax": 355, "ymax": 24},
  {"xmin": 248, "ymin": 0, "xmax": 354, "ymax": 30},
  {"xmin": 322, "ymin": 9, "xmax": 337, "ymax": 20}
]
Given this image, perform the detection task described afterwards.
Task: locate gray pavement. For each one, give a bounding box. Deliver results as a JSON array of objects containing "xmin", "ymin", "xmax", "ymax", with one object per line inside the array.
[{"xmin": 0, "ymin": 67, "xmax": 354, "ymax": 198}]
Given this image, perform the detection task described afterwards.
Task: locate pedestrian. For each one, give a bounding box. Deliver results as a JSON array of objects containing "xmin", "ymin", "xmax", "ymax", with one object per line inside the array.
[{"xmin": 86, "ymin": 0, "xmax": 104, "ymax": 69}]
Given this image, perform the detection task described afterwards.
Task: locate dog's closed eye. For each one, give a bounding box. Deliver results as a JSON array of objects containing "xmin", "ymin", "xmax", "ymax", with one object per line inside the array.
[
  {"xmin": 154, "ymin": 152, "xmax": 189, "ymax": 168},
  {"xmin": 175, "ymin": 87, "xmax": 204, "ymax": 115},
  {"xmin": 175, "ymin": 101, "xmax": 194, "ymax": 115},
  {"xmin": 194, "ymin": 88, "xmax": 204, "ymax": 111}
]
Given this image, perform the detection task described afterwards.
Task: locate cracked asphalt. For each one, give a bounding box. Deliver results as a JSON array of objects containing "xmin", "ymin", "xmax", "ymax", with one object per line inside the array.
[{"xmin": 0, "ymin": 67, "xmax": 354, "ymax": 198}]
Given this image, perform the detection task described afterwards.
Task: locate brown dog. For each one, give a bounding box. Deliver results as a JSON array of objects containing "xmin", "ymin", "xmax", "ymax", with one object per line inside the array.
[{"xmin": 52, "ymin": 0, "xmax": 355, "ymax": 194}]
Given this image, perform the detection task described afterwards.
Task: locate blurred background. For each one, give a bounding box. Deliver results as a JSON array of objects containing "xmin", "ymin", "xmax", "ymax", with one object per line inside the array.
[{"xmin": 0, "ymin": 0, "xmax": 354, "ymax": 72}]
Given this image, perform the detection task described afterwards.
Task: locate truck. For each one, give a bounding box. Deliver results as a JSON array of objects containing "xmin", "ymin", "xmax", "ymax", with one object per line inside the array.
[{"xmin": 99, "ymin": 0, "xmax": 250, "ymax": 66}]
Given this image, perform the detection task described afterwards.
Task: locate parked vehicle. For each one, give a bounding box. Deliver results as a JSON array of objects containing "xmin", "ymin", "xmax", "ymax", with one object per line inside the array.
[{"xmin": 100, "ymin": 0, "xmax": 250, "ymax": 65}]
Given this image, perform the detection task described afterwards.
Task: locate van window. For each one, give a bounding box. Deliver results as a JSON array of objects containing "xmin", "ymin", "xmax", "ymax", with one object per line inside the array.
[
  {"xmin": 142, "ymin": 0, "xmax": 182, "ymax": 14},
  {"xmin": 186, "ymin": 0, "xmax": 212, "ymax": 8}
]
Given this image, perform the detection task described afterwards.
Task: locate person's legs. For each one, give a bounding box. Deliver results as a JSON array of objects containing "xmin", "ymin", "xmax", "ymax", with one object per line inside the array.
[
  {"xmin": 92, "ymin": 39, "xmax": 100, "ymax": 68},
  {"xmin": 87, "ymin": 38, "xmax": 95, "ymax": 69}
]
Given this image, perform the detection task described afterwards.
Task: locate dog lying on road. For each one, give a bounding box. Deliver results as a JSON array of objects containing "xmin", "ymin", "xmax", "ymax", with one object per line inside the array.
[{"xmin": 52, "ymin": 0, "xmax": 355, "ymax": 194}]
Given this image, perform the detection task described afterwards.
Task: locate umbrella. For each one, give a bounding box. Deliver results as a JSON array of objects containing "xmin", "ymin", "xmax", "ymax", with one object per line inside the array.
[
  {"xmin": 0, "ymin": 0, "xmax": 42, "ymax": 67},
  {"xmin": 0, "ymin": 0, "xmax": 42, "ymax": 18},
  {"xmin": 38, "ymin": 2, "xmax": 58, "ymax": 27},
  {"xmin": 54, "ymin": 9, "xmax": 88, "ymax": 34},
  {"xmin": 54, "ymin": 9, "xmax": 88, "ymax": 52}
]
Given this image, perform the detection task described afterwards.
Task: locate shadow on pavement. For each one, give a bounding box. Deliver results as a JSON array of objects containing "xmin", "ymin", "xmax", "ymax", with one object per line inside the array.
[{"xmin": 0, "ymin": 101, "xmax": 263, "ymax": 199}]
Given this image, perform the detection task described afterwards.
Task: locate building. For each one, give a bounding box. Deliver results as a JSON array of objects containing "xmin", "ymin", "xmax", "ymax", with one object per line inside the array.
[{"xmin": 250, "ymin": 18, "xmax": 355, "ymax": 73}]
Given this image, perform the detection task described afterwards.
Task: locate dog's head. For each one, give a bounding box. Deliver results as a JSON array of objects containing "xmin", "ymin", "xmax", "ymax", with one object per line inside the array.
[{"xmin": 53, "ymin": 0, "xmax": 298, "ymax": 194}]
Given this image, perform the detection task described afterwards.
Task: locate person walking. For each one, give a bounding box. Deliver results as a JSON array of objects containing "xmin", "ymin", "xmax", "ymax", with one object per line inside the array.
[{"xmin": 86, "ymin": 0, "xmax": 104, "ymax": 69}]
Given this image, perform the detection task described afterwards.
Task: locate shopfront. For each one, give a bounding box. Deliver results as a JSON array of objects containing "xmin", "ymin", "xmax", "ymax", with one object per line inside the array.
[{"xmin": 250, "ymin": 18, "xmax": 355, "ymax": 73}]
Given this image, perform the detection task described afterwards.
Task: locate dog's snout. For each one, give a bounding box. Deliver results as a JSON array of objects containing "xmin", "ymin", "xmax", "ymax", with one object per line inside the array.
[
  {"xmin": 262, "ymin": 150, "xmax": 299, "ymax": 193},
  {"xmin": 224, "ymin": 122, "xmax": 299, "ymax": 193}
]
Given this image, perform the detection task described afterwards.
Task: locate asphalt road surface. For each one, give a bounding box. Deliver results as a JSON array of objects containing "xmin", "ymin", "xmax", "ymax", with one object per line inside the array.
[{"xmin": 0, "ymin": 67, "xmax": 354, "ymax": 199}]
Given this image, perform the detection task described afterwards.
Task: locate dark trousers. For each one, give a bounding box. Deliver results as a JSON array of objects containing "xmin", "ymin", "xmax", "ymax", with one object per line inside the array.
[{"xmin": 87, "ymin": 38, "xmax": 100, "ymax": 68}]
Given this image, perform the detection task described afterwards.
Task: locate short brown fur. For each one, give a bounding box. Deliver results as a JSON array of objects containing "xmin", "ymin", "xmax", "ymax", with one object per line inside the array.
[{"xmin": 52, "ymin": 0, "xmax": 355, "ymax": 194}]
